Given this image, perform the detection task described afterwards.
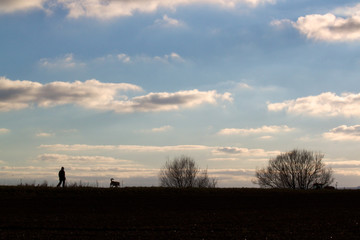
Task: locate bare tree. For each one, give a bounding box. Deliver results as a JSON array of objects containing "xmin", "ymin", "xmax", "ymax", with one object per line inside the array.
[
  {"xmin": 159, "ymin": 155, "xmax": 217, "ymax": 188},
  {"xmin": 253, "ymin": 149, "xmax": 334, "ymax": 189},
  {"xmin": 196, "ymin": 169, "xmax": 218, "ymax": 188}
]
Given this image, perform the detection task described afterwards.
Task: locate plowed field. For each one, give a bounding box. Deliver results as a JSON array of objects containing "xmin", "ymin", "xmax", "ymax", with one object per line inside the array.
[{"xmin": 1, "ymin": 187, "xmax": 359, "ymax": 239}]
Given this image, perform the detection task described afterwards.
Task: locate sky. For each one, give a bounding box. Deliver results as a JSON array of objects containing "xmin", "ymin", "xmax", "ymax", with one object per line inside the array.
[{"xmin": 1, "ymin": 0, "xmax": 360, "ymax": 188}]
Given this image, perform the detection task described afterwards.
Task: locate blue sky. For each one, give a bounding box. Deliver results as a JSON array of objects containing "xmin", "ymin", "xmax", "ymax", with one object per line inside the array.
[{"xmin": 1, "ymin": 0, "xmax": 360, "ymax": 187}]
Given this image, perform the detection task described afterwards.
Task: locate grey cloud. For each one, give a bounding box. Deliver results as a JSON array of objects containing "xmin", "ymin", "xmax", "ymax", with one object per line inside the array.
[
  {"xmin": 272, "ymin": 3, "xmax": 360, "ymax": 42},
  {"xmin": 213, "ymin": 147, "xmax": 279, "ymax": 157},
  {"xmin": 217, "ymin": 147, "xmax": 248, "ymax": 154},
  {"xmin": 130, "ymin": 92, "xmax": 200, "ymax": 111},
  {"xmin": 106, "ymin": 90, "xmax": 232, "ymax": 113},
  {"xmin": 292, "ymin": 6, "xmax": 360, "ymax": 42},
  {"xmin": 323, "ymin": 125, "xmax": 360, "ymax": 141},
  {"xmin": 136, "ymin": 93, "xmax": 193, "ymax": 105},
  {"xmin": 330, "ymin": 125, "xmax": 360, "ymax": 135},
  {"xmin": 330, "ymin": 18, "xmax": 360, "ymax": 33},
  {"xmin": 0, "ymin": 77, "xmax": 231, "ymax": 113}
]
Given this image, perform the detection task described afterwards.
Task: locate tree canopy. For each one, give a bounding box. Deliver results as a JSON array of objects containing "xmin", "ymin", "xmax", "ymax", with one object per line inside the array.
[
  {"xmin": 159, "ymin": 155, "xmax": 217, "ymax": 188},
  {"xmin": 254, "ymin": 149, "xmax": 334, "ymax": 189}
]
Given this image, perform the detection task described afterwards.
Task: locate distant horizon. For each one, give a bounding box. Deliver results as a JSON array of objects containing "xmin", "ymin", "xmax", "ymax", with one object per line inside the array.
[{"xmin": 1, "ymin": 0, "xmax": 360, "ymax": 188}]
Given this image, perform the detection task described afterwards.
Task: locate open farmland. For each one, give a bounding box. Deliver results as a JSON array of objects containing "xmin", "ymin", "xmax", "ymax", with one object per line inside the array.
[{"xmin": 1, "ymin": 186, "xmax": 360, "ymax": 239}]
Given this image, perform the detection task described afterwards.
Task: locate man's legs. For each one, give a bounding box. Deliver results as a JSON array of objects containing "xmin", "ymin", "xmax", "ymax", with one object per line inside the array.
[{"xmin": 57, "ymin": 180, "xmax": 65, "ymax": 187}]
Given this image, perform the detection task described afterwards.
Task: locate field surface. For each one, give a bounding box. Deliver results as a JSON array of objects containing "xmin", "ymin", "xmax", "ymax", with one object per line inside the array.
[{"xmin": 1, "ymin": 187, "xmax": 360, "ymax": 239}]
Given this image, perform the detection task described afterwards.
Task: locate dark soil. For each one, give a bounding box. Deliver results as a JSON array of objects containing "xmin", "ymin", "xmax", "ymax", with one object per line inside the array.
[{"xmin": 0, "ymin": 186, "xmax": 359, "ymax": 239}]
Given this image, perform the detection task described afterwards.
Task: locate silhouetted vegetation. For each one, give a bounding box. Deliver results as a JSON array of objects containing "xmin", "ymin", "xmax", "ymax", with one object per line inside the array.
[
  {"xmin": 254, "ymin": 149, "xmax": 334, "ymax": 189},
  {"xmin": 159, "ymin": 155, "xmax": 217, "ymax": 188},
  {"xmin": 1, "ymin": 186, "xmax": 360, "ymax": 239}
]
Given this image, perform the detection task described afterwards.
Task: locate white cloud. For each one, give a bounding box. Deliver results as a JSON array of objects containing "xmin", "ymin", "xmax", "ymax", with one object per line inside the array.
[
  {"xmin": 0, "ymin": 128, "xmax": 10, "ymax": 134},
  {"xmin": 0, "ymin": 77, "xmax": 142, "ymax": 112},
  {"xmin": 208, "ymin": 157, "xmax": 240, "ymax": 161},
  {"xmin": 39, "ymin": 144, "xmax": 212, "ymax": 152},
  {"xmin": 333, "ymin": 4, "xmax": 360, "ymax": 16},
  {"xmin": 218, "ymin": 125, "xmax": 294, "ymax": 135},
  {"xmin": 294, "ymin": 13, "xmax": 360, "ymax": 42},
  {"xmin": 333, "ymin": 169, "xmax": 360, "ymax": 177},
  {"xmin": 326, "ymin": 160, "xmax": 360, "ymax": 168},
  {"xmin": 57, "ymin": 0, "xmax": 276, "ymax": 20},
  {"xmin": 209, "ymin": 168, "xmax": 256, "ymax": 185},
  {"xmin": 273, "ymin": 3, "xmax": 360, "ymax": 42},
  {"xmin": 258, "ymin": 135, "xmax": 273, "ymax": 140},
  {"xmin": 36, "ymin": 132, "xmax": 54, "ymax": 137},
  {"xmin": 1, "ymin": 78, "xmax": 231, "ymax": 113},
  {"xmin": 40, "ymin": 53, "xmax": 86, "ymax": 69},
  {"xmin": 98, "ymin": 52, "xmax": 185, "ymax": 64},
  {"xmin": 209, "ymin": 168, "xmax": 254, "ymax": 177},
  {"xmin": 153, "ymin": 52, "xmax": 185, "ymax": 63},
  {"xmin": 36, "ymin": 153, "xmax": 132, "ymax": 164},
  {"xmin": 323, "ymin": 125, "xmax": 360, "ymax": 141},
  {"xmin": 117, "ymin": 53, "xmax": 131, "ymax": 63},
  {"xmin": 0, "ymin": 0, "xmax": 275, "ymax": 18},
  {"xmin": 154, "ymin": 15, "xmax": 185, "ymax": 28},
  {"xmin": 220, "ymin": 81, "xmax": 284, "ymax": 94},
  {"xmin": 151, "ymin": 125, "xmax": 173, "ymax": 133},
  {"xmin": 212, "ymin": 147, "xmax": 280, "ymax": 157},
  {"xmin": 270, "ymin": 19, "xmax": 292, "ymax": 28},
  {"xmin": 33, "ymin": 153, "xmax": 148, "ymax": 183},
  {"xmin": 39, "ymin": 144, "xmax": 279, "ymax": 159},
  {"xmin": 137, "ymin": 125, "xmax": 173, "ymax": 133},
  {"xmin": 0, "ymin": 0, "xmax": 46, "ymax": 14},
  {"xmin": 236, "ymin": 82, "xmax": 253, "ymax": 90},
  {"xmin": 268, "ymin": 92, "xmax": 360, "ymax": 117}
]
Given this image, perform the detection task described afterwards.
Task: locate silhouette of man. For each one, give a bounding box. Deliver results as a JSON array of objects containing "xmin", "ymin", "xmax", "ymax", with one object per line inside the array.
[{"xmin": 57, "ymin": 167, "xmax": 66, "ymax": 187}]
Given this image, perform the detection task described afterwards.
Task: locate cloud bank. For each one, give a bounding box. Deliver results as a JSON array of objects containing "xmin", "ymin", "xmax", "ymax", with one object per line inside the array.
[
  {"xmin": 37, "ymin": 153, "xmax": 132, "ymax": 164},
  {"xmin": 212, "ymin": 147, "xmax": 280, "ymax": 157},
  {"xmin": 1, "ymin": 0, "xmax": 276, "ymax": 18},
  {"xmin": 0, "ymin": 0, "xmax": 46, "ymax": 14},
  {"xmin": 58, "ymin": 0, "xmax": 276, "ymax": 19},
  {"xmin": 326, "ymin": 160, "xmax": 360, "ymax": 168},
  {"xmin": 40, "ymin": 144, "xmax": 279, "ymax": 158},
  {"xmin": 0, "ymin": 77, "xmax": 232, "ymax": 113},
  {"xmin": 39, "ymin": 144, "xmax": 212, "ymax": 152},
  {"xmin": 323, "ymin": 125, "xmax": 360, "ymax": 141},
  {"xmin": 268, "ymin": 92, "xmax": 360, "ymax": 117},
  {"xmin": 218, "ymin": 125, "xmax": 294, "ymax": 135},
  {"xmin": 294, "ymin": 13, "xmax": 360, "ymax": 42},
  {"xmin": 272, "ymin": 3, "xmax": 360, "ymax": 42}
]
